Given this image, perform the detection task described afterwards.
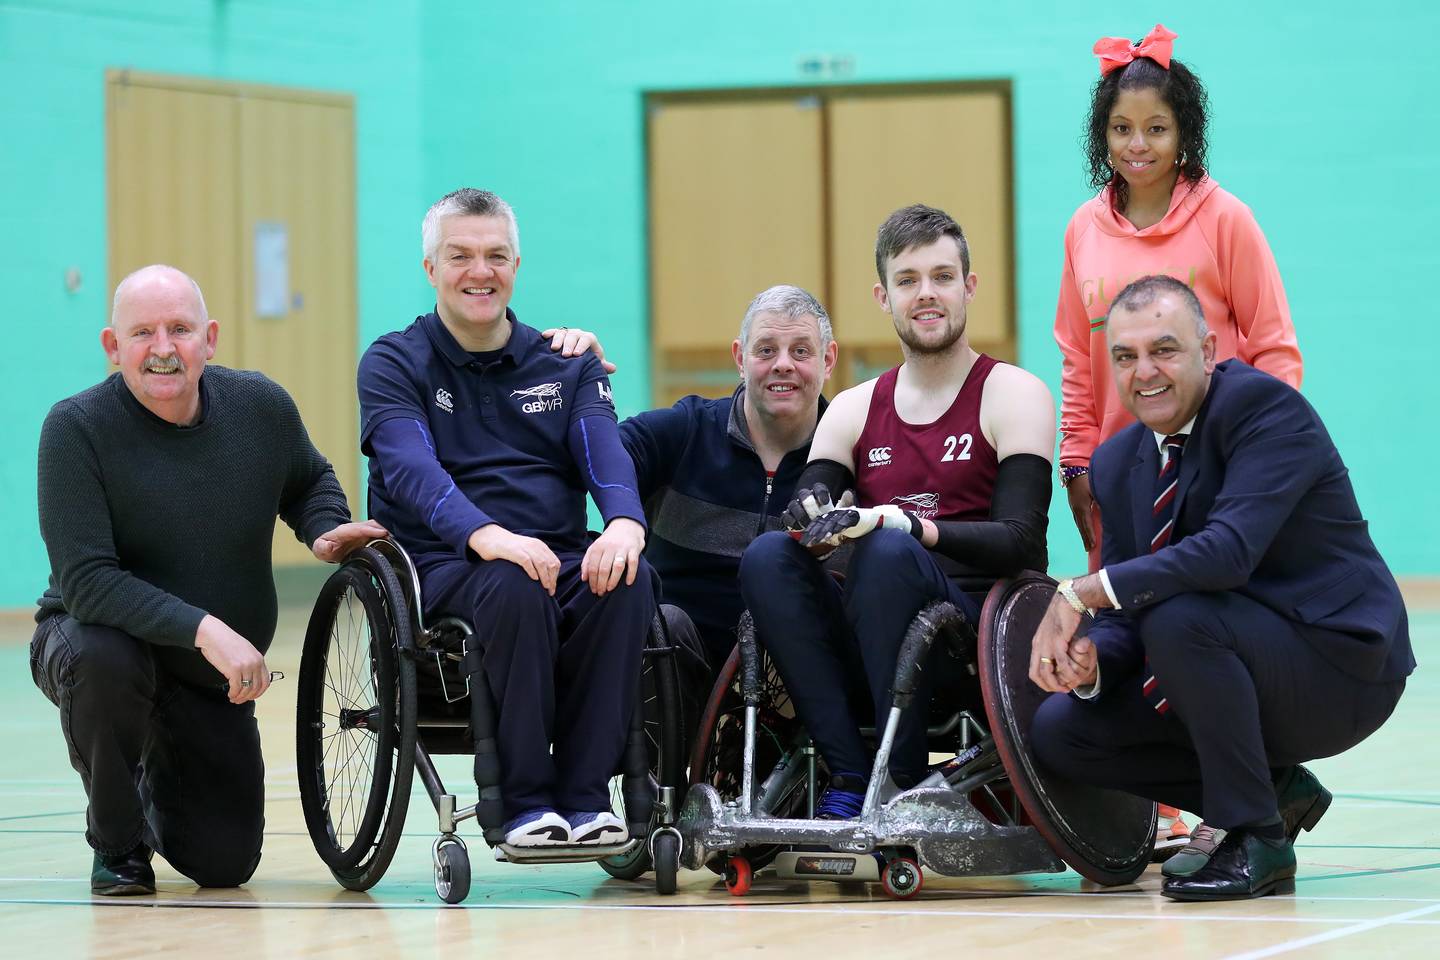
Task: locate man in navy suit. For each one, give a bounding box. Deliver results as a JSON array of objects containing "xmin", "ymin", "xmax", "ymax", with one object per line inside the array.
[{"xmin": 1027, "ymin": 275, "xmax": 1413, "ymax": 902}]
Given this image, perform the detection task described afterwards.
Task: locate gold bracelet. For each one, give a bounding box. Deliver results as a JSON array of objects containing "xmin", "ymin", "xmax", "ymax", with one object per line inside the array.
[{"xmin": 1056, "ymin": 578, "xmax": 1094, "ymax": 617}]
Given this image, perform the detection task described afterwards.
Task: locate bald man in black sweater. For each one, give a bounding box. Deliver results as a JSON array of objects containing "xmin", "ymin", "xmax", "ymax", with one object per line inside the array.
[{"xmin": 32, "ymin": 265, "xmax": 383, "ymax": 895}]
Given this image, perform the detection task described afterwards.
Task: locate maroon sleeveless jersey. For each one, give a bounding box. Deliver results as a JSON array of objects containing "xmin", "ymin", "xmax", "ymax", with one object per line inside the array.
[{"xmin": 852, "ymin": 354, "xmax": 1002, "ymax": 522}]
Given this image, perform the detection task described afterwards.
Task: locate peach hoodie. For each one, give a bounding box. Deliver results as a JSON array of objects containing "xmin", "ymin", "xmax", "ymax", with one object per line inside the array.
[{"xmin": 1054, "ymin": 176, "xmax": 1302, "ymax": 466}]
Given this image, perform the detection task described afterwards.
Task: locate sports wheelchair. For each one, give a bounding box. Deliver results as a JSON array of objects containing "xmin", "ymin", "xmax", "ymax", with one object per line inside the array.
[
  {"xmin": 295, "ymin": 539, "xmax": 689, "ymax": 903},
  {"xmin": 679, "ymin": 572, "xmax": 1156, "ymax": 898}
]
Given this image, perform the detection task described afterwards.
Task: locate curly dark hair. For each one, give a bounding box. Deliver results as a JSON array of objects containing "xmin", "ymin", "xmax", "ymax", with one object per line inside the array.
[{"xmin": 1085, "ymin": 54, "xmax": 1210, "ymax": 211}]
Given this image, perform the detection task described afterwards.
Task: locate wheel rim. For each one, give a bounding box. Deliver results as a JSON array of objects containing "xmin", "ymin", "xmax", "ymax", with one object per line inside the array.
[
  {"xmin": 298, "ymin": 561, "xmax": 402, "ymax": 873},
  {"xmin": 319, "ymin": 577, "xmax": 393, "ymax": 855}
]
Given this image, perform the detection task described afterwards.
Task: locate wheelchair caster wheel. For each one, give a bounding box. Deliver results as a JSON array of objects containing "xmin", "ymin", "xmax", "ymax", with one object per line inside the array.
[
  {"xmin": 653, "ymin": 831, "xmax": 680, "ymax": 895},
  {"xmin": 724, "ymin": 856, "xmax": 752, "ymax": 897},
  {"xmin": 881, "ymin": 857, "xmax": 922, "ymax": 900},
  {"xmin": 434, "ymin": 837, "xmax": 471, "ymax": 904}
]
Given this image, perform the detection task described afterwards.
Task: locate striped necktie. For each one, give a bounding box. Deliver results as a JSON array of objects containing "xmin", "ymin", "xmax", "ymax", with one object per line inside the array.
[
  {"xmin": 1143, "ymin": 433, "xmax": 1188, "ymax": 714},
  {"xmin": 1150, "ymin": 434, "xmax": 1188, "ymax": 553}
]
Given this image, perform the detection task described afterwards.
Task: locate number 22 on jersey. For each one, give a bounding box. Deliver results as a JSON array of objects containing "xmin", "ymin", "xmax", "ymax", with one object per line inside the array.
[{"xmin": 941, "ymin": 433, "xmax": 972, "ymax": 462}]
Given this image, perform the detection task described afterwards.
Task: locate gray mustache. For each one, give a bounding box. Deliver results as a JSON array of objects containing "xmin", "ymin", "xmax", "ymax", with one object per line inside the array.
[{"xmin": 144, "ymin": 356, "xmax": 182, "ymax": 374}]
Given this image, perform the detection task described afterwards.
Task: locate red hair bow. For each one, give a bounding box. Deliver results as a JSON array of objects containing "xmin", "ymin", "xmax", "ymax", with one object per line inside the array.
[{"xmin": 1093, "ymin": 24, "xmax": 1178, "ymax": 76}]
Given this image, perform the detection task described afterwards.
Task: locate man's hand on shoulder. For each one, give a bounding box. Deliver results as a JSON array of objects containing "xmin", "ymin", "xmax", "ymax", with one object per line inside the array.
[
  {"xmin": 312, "ymin": 520, "xmax": 389, "ymax": 563},
  {"xmin": 582, "ymin": 517, "xmax": 645, "ymax": 596},
  {"xmin": 468, "ymin": 523, "xmax": 561, "ymax": 595},
  {"xmin": 196, "ymin": 615, "xmax": 271, "ymax": 704},
  {"xmin": 541, "ymin": 326, "xmax": 616, "ymax": 374}
]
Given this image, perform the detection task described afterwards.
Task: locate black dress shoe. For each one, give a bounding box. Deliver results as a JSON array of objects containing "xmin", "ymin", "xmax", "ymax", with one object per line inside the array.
[
  {"xmin": 91, "ymin": 844, "xmax": 156, "ymax": 896},
  {"xmin": 1275, "ymin": 764, "xmax": 1332, "ymax": 840},
  {"xmin": 1161, "ymin": 829, "xmax": 1295, "ymax": 902}
]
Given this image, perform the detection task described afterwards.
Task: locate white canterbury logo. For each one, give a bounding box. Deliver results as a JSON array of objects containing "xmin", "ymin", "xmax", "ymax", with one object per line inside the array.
[
  {"xmin": 867, "ymin": 446, "xmax": 893, "ymax": 466},
  {"xmin": 597, "ymin": 381, "xmax": 613, "ymax": 405},
  {"xmin": 511, "ymin": 381, "xmax": 564, "ymax": 414},
  {"xmin": 435, "ymin": 388, "xmax": 454, "ymax": 413}
]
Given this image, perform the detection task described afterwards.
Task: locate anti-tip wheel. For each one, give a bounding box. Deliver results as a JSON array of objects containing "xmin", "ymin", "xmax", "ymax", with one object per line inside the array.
[
  {"xmin": 881, "ymin": 857, "xmax": 923, "ymax": 899},
  {"xmin": 724, "ymin": 855, "xmax": 752, "ymax": 896}
]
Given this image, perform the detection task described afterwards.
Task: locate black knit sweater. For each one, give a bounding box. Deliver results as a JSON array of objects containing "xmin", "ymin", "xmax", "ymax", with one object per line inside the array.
[{"xmin": 36, "ymin": 368, "xmax": 351, "ymax": 686}]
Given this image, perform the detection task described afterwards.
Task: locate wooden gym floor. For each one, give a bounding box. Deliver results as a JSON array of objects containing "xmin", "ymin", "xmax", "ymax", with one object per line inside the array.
[{"xmin": 1, "ymin": 584, "xmax": 1435, "ymax": 959}]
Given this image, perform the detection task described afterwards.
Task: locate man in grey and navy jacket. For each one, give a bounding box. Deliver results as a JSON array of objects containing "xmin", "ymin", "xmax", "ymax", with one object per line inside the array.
[{"xmin": 616, "ymin": 285, "xmax": 838, "ymax": 672}]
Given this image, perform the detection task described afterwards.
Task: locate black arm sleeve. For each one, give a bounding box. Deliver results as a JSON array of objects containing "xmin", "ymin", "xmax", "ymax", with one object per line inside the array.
[
  {"xmin": 793, "ymin": 459, "xmax": 856, "ymax": 501},
  {"xmin": 929, "ymin": 453, "xmax": 1051, "ymax": 576}
]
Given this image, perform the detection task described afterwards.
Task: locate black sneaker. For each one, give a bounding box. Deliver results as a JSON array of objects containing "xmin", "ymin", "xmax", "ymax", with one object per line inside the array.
[{"xmin": 91, "ymin": 843, "xmax": 156, "ymax": 896}]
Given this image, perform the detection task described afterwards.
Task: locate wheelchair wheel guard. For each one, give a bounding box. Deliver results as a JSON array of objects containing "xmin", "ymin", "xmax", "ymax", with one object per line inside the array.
[{"xmin": 978, "ymin": 572, "xmax": 1155, "ymax": 886}]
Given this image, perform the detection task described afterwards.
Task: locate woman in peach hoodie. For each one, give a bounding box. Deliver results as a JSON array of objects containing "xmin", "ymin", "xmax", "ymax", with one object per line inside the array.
[
  {"xmin": 1055, "ymin": 24, "xmax": 1303, "ymax": 562},
  {"xmin": 1052, "ymin": 24, "xmax": 1304, "ymax": 856}
]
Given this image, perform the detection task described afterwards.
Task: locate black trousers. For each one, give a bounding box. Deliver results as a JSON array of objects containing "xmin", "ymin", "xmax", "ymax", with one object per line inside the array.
[
  {"xmin": 29, "ymin": 614, "xmax": 265, "ymax": 886},
  {"xmin": 740, "ymin": 529, "xmax": 980, "ymax": 786},
  {"xmin": 420, "ymin": 553, "xmax": 655, "ymax": 819},
  {"xmin": 1031, "ymin": 591, "xmax": 1406, "ymax": 829}
]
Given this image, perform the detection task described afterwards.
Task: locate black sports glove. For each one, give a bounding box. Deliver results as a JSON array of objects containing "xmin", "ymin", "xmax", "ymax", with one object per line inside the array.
[{"xmin": 782, "ymin": 483, "xmax": 855, "ymax": 533}]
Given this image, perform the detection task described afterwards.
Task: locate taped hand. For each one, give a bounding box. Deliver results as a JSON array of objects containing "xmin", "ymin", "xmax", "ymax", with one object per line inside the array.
[
  {"xmin": 783, "ymin": 483, "xmax": 855, "ymax": 534},
  {"xmin": 800, "ymin": 504, "xmax": 912, "ymax": 548}
]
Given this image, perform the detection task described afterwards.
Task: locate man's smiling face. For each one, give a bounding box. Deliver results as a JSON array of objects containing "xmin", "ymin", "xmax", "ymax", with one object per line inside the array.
[
  {"xmin": 424, "ymin": 213, "xmax": 518, "ymax": 334},
  {"xmin": 1107, "ymin": 290, "xmax": 1217, "ymax": 435}
]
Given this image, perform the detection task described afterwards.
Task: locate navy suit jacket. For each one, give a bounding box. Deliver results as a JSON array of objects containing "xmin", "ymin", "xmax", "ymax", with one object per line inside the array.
[{"xmin": 1088, "ymin": 360, "xmax": 1413, "ymax": 690}]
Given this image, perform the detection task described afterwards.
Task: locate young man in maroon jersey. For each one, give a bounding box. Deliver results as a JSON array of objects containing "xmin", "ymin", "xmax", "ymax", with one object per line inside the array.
[{"xmin": 738, "ymin": 204, "xmax": 1056, "ymax": 817}]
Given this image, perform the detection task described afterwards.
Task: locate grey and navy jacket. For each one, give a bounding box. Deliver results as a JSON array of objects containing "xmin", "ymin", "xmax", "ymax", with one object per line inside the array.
[{"xmin": 619, "ymin": 385, "xmax": 826, "ymax": 663}]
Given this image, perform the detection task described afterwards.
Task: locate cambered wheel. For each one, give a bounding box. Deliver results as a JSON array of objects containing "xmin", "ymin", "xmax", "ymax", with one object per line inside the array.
[
  {"xmin": 600, "ymin": 613, "xmax": 687, "ymax": 882},
  {"xmin": 434, "ymin": 838, "xmax": 471, "ymax": 904},
  {"xmin": 881, "ymin": 858, "xmax": 923, "ymax": 899},
  {"xmin": 691, "ymin": 644, "xmax": 819, "ymax": 874},
  {"xmin": 296, "ymin": 547, "xmax": 418, "ymax": 891},
  {"xmin": 724, "ymin": 855, "xmax": 753, "ymax": 897},
  {"xmin": 653, "ymin": 831, "xmax": 680, "ymax": 895}
]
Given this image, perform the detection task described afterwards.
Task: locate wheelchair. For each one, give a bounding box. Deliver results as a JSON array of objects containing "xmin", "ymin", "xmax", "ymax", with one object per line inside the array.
[
  {"xmin": 295, "ymin": 538, "xmax": 688, "ymax": 903},
  {"xmin": 679, "ymin": 571, "xmax": 1157, "ymax": 898}
]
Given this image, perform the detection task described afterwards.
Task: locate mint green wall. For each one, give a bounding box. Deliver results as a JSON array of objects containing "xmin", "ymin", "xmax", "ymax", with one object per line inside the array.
[
  {"xmin": 2, "ymin": 0, "xmax": 1435, "ymax": 608},
  {"xmin": 0, "ymin": 0, "xmax": 429, "ymax": 607},
  {"xmin": 419, "ymin": 0, "xmax": 1440, "ymax": 577}
]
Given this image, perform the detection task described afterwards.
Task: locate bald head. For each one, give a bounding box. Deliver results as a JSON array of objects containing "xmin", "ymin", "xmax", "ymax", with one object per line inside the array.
[{"xmin": 111, "ymin": 265, "xmax": 208, "ymax": 327}]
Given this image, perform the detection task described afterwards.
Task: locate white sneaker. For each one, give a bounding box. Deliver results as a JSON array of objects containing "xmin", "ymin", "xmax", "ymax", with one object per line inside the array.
[
  {"xmin": 562, "ymin": 810, "xmax": 628, "ymax": 845},
  {"xmin": 503, "ymin": 808, "xmax": 571, "ymax": 846}
]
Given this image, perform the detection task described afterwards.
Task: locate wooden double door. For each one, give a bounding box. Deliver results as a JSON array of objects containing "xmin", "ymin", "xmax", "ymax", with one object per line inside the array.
[
  {"xmin": 107, "ymin": 71, "xmax": 358, "ymax": 564},
  {"xmin": 648, "ymin": 83, "xmax": 1014, "ymax": 406}
]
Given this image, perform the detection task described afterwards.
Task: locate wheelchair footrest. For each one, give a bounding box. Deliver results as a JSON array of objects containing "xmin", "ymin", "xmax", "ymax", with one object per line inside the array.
[{"xmin": 494, "ymin": 839, "xmax": 641, "ymax": 864}]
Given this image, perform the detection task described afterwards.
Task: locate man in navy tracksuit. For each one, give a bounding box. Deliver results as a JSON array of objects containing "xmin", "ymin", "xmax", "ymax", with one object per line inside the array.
[
  {"xmin": 358, "ymin": 188, "xmax": 653, "ymax": 847},
  {"xmin": 617, "ymin": 285, "xmax": 839, "ymax": 671}
]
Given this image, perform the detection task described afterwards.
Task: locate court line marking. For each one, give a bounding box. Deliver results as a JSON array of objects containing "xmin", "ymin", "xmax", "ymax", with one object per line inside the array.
[
  {"xmin": 3, "ymin": 878, "xmax": 1438, "ymax": 905},
  {"xmin": 4, "ymin": 896, "xmax": 1440, "ymax": 926},
  {"xmin": 1222, "ymin": 902, "xmax": 1440, "ymax": 958}
]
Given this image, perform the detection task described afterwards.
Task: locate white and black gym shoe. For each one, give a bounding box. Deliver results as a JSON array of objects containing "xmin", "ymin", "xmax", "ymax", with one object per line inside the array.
[
  {"xmin": 562, "ymin": 810, "xmax": 628, "ymax": 845},
  {"xmin": 503, "ymin": 808, "xmax": 571, "ymax": 846}
]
